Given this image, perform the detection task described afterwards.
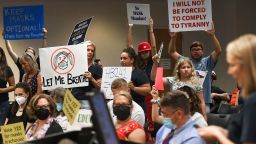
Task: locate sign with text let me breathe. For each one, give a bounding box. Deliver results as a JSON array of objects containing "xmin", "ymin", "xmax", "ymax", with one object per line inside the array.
[
  {"xmin": 39, "ymin": 44, "xmax": 88, "ymax": 90},
  {"xmin": 1, "ymin": 122, "xmax": 26, "ymax": 144},
  {"xmin": 168, "ymin": 0, "xmax": 212, "ymax": 32}
]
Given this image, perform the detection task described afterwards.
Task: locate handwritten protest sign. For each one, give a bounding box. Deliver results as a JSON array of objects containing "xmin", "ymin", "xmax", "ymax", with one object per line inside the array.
[
  {"xmin": 127, "ymin": 3, "xmax": 150, "ymax": 25},
  {"xmin": 168, "ymin": 0, "xmax": 212, "ymax": 32},
  {"xmin": 101, "ymin": 67, "xmax": 132, "ymax": 99},
  {"xmin": 39, "ymin": 43, "xmax": 88, "ymax": 90},
  {"xmin": 68, "ymin": 17, "xmax": 93, "ymax": 45},
  {"xmin": 1, "ymin": 122, "xmax": 26, "ymax": 144},
  {"xmin": 63, "ymin": 89, "xmax": 81, "ymax": 125},
  {"xmin": 66, "ymin": 109, "xmax": 92, "ymax": 131},
  {"xmin": 3, "ymin": 5, "xmax": 44, "ymax": 40}
]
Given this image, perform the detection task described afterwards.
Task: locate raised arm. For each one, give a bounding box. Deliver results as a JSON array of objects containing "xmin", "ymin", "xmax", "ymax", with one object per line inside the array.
[
  {"xmin": 150, "ymin": 54, "xmax": 159, "ymax": 81},
  {"xmin": 42, "ymin": 28, "xmax": 48, "ymax": 48},
  {"xmin": 2, "ymin": 32, "xmax": 19, "ymax": 63},
  {"xmin": 151, "ymin": 86, "xmax": 164, "ymax": 124},
  {"xmin": 127, "ymin": 24, "xmax": 134, "ymax": 48},
  {"xmin": 149, "ymin": 17, "xmax": 157, "ymax": 55},
  {"xmin": 168, "ymin": 32, "xmax": 181, "ymax": 61},
  {"xmin": 205, "ymin": 22, "xmax": 222, "ymax": 61}
]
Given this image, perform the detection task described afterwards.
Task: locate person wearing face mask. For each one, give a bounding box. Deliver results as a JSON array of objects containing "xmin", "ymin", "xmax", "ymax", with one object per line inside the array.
[
  {"xmin": 26, "ymin": 94, "xmax": 63, "ymax": 141},
  {"xmin": 113, "ymin": 91, "xmax": 146, "ymax": 144},
  {"xmin": 5, "ymin": 82, "xmax": 33, "ymax": 129},
  {"xmin": 156, "ymin": 90, "xmax": 205, "ymax": 144},
  {"xmin": 51, "ymin": 87, "xmax": 68, "ymax": 132}
]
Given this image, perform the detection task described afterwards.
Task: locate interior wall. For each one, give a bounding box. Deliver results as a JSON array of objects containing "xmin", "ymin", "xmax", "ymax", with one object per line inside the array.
[{"xmin": 1, "ymin": 0, "xmax": 256, "ymax": 96}]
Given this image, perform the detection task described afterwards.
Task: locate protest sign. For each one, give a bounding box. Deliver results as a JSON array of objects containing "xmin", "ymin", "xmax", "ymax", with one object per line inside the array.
[
  {"xmin": 39, "ymin": 43, "xmax": 88, "ymax": 90},
  {"xmin": 101, "ymin": 67, "xmax": 132, "ymax": 99},
  {"xmin": 196, "ymin": 70, "xmax": 207, "ymax": 87},
  {"xmin": 1, "ymin": 122, "xmax": 26, "ymax": 144},
  {"xmin": 63, "ymin": 89, "xmax": 81, "ymax": 125},
  {"xmin": 68, "ymin": 17, "xmax": 93, "ymax": 45},
  {"xmin": 3, "ymin": 5, "xmax": 44, "ymax": 40},
  {"xmin": 127, "ymin": 3, "xmax": 150, "ymax": 25},
  {"xmin": 66, "ymin": 109, "xmax": 92, "ymax": 131},
  {"xmin": 155, "ymin": 67, "xmax": 164, "ymax": 91},
  {"xmin": 168, "ymin": 0, "xmax": 212, "ymax": 32}
]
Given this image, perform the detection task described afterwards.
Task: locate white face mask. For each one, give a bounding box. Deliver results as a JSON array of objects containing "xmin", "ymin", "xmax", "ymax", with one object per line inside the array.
[{"xmin": 15, "ymin": 96, "xmax": 27, "ymax": 105}]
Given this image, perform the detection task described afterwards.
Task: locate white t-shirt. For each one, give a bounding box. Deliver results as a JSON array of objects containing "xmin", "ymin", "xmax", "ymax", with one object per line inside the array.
[
  {"xmin": 191, "ymin": 112, "xmax": 208, "ymax": 127},
  {"xmin": 107, "ymin": 100, "xmax": 145, "ymax": 126}
]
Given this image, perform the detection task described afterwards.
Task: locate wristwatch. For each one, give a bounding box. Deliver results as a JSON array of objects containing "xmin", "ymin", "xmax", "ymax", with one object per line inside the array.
[{"xmin": 150, "ymin": 98, "xmax": 160, "ymax": 104}]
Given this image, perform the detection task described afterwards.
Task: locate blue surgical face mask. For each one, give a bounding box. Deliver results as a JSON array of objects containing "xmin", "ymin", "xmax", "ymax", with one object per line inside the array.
[
  {"xmin": 163, "ymin": 117, "xmax": 176, "ymax": 129},
  {"xmin": 56, "ymin": 103, "xmax": 63, "ymax": 112}
]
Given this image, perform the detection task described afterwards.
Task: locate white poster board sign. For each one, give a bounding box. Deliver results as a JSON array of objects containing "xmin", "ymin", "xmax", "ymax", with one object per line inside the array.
[
  {"xmin": 66, "ymin": 109, "xmax": 93, "ymax": 131},
  {"xmin": 101, "ymin": 67, "xmax": 132, "ymax": 99},
  {"xmin": 168, "ymin": 0, "xmax": 212, "ymax": 32},
  {"xmin": 39, "ymin": 44, "xmax": 88, "ymax": 90},
  {"xmin": 127, "ymin": 3, "xmax": 150, "ymax": 25}
]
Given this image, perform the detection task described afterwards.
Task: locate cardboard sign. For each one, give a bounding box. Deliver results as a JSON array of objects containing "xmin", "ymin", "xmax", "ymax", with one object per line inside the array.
[
  {"xmin": 1, "ymin": 122, "xmax": 26, "ymax": 144},
  {"xmin": 39, "ymin": 43, "xmax": 88, "ymax": 90},
  {"xmin": 3, "ymin": 5, "xmax": 44, "ymax": 40},
  {"xmin": 63, "ymin": 89, "xmax": 81, "ymax": 125},
  {"xmin": 127, "ymin": 3, "xmax": 150, "ymax": 25},
  {"xmin": 66, "ymin": 109, "xmax": 92, "ymax": 131},
  {"xmin": 101, "ymin": 67, "xmax": 132, "ymax": 99},
  {"xmin": 68, "ymin": 17, "xmax": 93, "ymax": 45},
  {"xmin": 155, "ymin": 67, "xmax": 164, "ymax": 90},
  {"xmin": 168, "ymin": 0, "xmax": 212, "ymax": 32},
  {"xmin": 196, "ymin": 70, "xmax": 207, "ymax": 87}
]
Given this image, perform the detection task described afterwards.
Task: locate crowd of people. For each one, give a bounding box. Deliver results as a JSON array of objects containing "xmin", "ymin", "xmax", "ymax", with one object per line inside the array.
[{"xmin": 0, "ymin": 17, "xmax": 256, "ymax": 144}]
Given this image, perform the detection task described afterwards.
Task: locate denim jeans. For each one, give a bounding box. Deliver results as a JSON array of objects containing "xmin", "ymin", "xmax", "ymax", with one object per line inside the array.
[{"xmin": 0, "ymin": 101, "xmax": 10, "ymax": 126}]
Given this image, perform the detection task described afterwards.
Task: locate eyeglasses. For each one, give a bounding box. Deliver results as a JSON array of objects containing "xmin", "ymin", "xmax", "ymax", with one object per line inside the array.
[
  {"xmin": 161, "ymin": 109, "xmax": 178, "ymax": 117},
  {"xmin": 191, "ymin": 48, "xmax": 203, "ymax": 51},
  {"xmin": 113, "ymin": 103, "xmax": 131, "ymax": 107}
]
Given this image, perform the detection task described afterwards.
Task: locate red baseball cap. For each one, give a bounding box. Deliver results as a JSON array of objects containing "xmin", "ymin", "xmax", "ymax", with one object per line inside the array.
[{"xmin": 138, "ymin": 42, "xmax": 151, "ymax": 52}]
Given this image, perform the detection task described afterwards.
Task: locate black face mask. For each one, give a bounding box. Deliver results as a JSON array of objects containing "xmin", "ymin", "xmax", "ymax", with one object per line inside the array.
[
  {"xmin": 113, "ymin": 105, "xmax": 131, "ymax": 121},
  {"xmin": 35, "ymin": 107, "xmax": 50, "ymax": 120}
]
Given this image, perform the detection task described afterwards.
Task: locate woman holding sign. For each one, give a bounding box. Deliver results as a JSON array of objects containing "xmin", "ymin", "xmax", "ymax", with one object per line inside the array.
[
  {"xmin": 26, "ymin": 94, "xmax": 63, "ymax": 140},
  {"xmin": 120, "ymin": 47, "xmax": 151, "ymax": 112}
]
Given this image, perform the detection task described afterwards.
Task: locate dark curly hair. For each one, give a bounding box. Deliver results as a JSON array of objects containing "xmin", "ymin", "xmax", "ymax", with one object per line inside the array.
[
  {"xmin": 178, "ymin": 85, "xmax": 203, "ymax": 115},
  {"xmin": 122, "ymin": 47, "xmax": 138, "ymax": 68}
]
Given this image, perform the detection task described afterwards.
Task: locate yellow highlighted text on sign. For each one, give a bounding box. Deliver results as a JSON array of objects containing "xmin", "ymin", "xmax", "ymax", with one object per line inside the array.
[
  {"xmin": 1, "ymin": 122, "xmax": 26, "ymax": 144},
  {"xmin": 63, "ymin": 89, "xmax": 81, "ymax": 125}
]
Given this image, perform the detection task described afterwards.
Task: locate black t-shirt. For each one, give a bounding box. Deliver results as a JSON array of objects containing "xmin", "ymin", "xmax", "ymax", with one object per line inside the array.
[
  {"xmin": 228, "ymin": 91, "xmax": 256, "ymax": 143},
  {"xmin": 130, "ymin": 68, "xmax": 150, "ymax": 109},
  {"xmin": 72, "ymin": 64, "xmax": 102, "ymax": 100},
  {"xmin": 7, "ymin": 103, "xmax": 35, "ymax": 128},
  {"xmin": 0, "ymin": 66, "xmax": 14, "ymax": 103}
]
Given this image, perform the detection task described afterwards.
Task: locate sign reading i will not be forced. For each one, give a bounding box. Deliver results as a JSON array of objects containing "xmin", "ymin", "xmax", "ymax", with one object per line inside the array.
[
  {"xmin": 68, "ymin": 17, "xmax": 93, "ymax": 45},
  {"xmin": 39, "ymin": 43, "xmax": 88, "ymax": 90},
  {"xmin": 168, "ymin": 0, "xmax": 212, "ymax": 32},
  {"xmin": 3, "ymin": 5, "xmax": 44, "ymax": 40},
  {"xmin": 127, "ymin": 3, "xmax": 150, "ymax": 25}
]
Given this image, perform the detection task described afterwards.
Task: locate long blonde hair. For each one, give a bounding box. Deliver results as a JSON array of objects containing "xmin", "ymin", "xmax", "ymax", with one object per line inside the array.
[
  {"xmin": 173, "ymin": 58, "xmax": 199, "ymax": 85},
  {"xmin": 227, "ymin": 34, "xmax": 256, "ymax": 97}
]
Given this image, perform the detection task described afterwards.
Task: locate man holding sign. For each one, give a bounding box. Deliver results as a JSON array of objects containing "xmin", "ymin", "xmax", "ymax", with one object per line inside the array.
[{"xmin": 168, "ymin": 25, "xmax": 222, "ymax": 113}]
